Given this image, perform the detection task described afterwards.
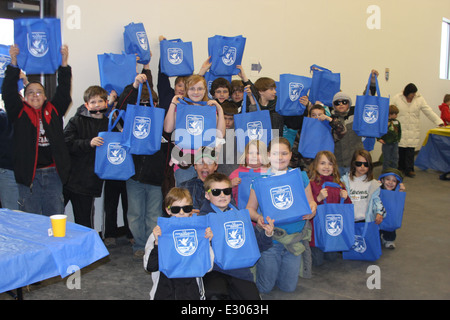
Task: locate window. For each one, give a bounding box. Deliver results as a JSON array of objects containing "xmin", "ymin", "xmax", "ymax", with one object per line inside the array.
[
  {"xmin": 440, "ymin": 18, "xmax": 450, "ymax": 80},
  {"xmin": 0, "ymin": 18, "xmax": 14, "ymax": 45}
]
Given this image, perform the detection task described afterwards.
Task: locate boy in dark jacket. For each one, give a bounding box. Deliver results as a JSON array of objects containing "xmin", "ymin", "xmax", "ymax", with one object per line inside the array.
[
  {"xmin": 63, "ymin": 86, "xmax": 109, "ymax": 228},
  {"xmin": 199, "ymin": 172, "xmax": 274, "ymax": 300},
  {"xmin": 1, "ymin": 44, "xmax": 71, "ymax": 216}
]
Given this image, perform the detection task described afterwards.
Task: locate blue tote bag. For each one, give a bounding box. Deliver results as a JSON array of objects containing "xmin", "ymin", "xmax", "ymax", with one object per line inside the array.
[
  {"xmin": 95, "ymin": 110, "xmax": 135, "ymax": 181},
  {"xmin": 123, "ymin": 22, "xmax": 150, "ymax": 65},
  {"xmin": 343, "ymin": 222, "xmax": 382, "ymax": 261},
  {"xmin": 121, "ymin": 81, "xmax": 165, "ymax": 155},
  {"xmin": 309, "ymin": 64, "xmax": 341, "ymax": 107},
  {"xmin": 276, "ymin": 73, "xmax": 311, "ymax": 116},
  {"xmin": 174, "ymin": 98, "xmax": 217, "ymax": 150},
  {"xmin": 208, "ymin": 35, "xmax": 246, "ymax": 76},
  {"xmin": 157, "ymin": 215, "xmax": 211, "ymax": 278},
  {"xmin": 207, "ymin": 204, "xmax": 261, "ymax": 270},
  {"xmin": 237, "ymin": 169, "xmax": 267, "ymax": 210},
  {"xmin": 313, "ymin": 182, "xmax": 355, "ymax": 252},
  {"xmin": 353, "ymin": 74, "xmax": 390, "ymax": 138},
  {"xmin": 98, "ymin": 52, "xmax": 136, "ymax": 95},
  {"xmin": 252, "ymin": 168, "xmax": 312, "ymax": 226},
  {"xmin": 14, "ymin": 18, "xmax": 62, "ymax": 75},
  {"xmin": 233, "ymin": 91, "xmax": 272, "ymax": 153},
  {"xmin": 378, "ymin": 173, "xmax": 406, "ymax": 232},
  {"xmin": 0, "ymin": 45, "xmax": 23, "ymax": 94},
  {"xmin": 160, "ymin": 38, "xmax": 194, "ymax": 77},
  {"xmin": 298, "ymin": 117, "xmax": 335, "ymax": 159}
]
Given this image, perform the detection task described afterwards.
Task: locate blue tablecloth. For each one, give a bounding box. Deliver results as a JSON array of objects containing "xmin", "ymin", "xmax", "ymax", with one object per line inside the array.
[
  {"xmin": 0, "ymin": 209, "xmax": 109, "ymax": 293},
  {"xmin": 415, "ymin": 130, "xmax": 450, "ymax": 173}
]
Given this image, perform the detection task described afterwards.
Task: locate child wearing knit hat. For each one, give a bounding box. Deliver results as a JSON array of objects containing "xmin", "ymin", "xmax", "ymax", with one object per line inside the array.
[{"xmin": 330, "ymin": 91, "xmax": 364, "ymax": 176}]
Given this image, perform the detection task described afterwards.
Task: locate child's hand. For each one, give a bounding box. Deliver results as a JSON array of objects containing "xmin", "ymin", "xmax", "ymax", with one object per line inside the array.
[
  {"xmin": 153, "ymin": 225, "xmax": 162, "ymax": 245},
  {"xmin": 90, "ymin": 136, "xmax": 104, "ymax": 148},
  {"xmin": 255, "ymin": 215, "xmax": 266, "ymax": 228},
  {"xmin": 317, "ymin": 188, "xmax": 328, "ymax": 202},
  {"xmin": 261, "ymin": 216, "xmax": 275, "ymax": 237},
  {"xmin": 133, "ymin": 73, "xmax": 147, "ymax": 88},
  {"xmin": 378, "ymin": 138, "xmax": 385, "ymax": 144},
  {"xmin": 231, "ymin": 177, "xmax": 241, "ymax": 187},
  {"xmin": 61, "ymin": 45, "xmax": 69, "ymax": 67},
  {"xmin": 303, "ymin": 201, "xmax": 317, "ymax": 220},
  {"xmin": 207, "ymin": 99, "xmax": 221, "ymax": 108},
  {"xmin": 340, "ymin": 189, "xmax": 348, "ymax": 199},
  {"xmin": 375, "ymin": 214, "xmax": 383, "ymax": 225},
  {"xmin": 399, "ymin": 183, "xmax": 406, "ymax": 192},
  {"xmin": 318, "ymin": 114, "xmax": 332, "ymax": 122},
  {"xmin": 205, "ymin": 227, "xmax": 213, "ymax": 241},
  {"xmin": 299, "ymin": 96, "xmax": 309, "ymax": 106}
]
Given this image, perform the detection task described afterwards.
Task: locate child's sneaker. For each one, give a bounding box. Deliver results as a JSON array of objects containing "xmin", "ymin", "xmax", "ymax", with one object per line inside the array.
[{"xmin": 381, "ymin": 235, "xmax": 396, "ymax": 249}]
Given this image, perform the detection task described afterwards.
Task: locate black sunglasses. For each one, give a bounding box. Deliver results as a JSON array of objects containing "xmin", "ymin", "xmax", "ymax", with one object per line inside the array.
[
  {"xmin": 89, "ymin": 108, "xmax": 108, "ymax": 114},
  {"xmin": 355, "ymin": 161, "xmax": 369, "ymax": 167},
  {"xmin": 168, "ymin": 205, "xmax": 193, "ymax": 214},
  {"xmin": 333, "ymin": 100, "xmax": 349, "ymax": 106},
  {"xmin": 208, "ymin": 188, "xmax": 232, "ymax": 197}
]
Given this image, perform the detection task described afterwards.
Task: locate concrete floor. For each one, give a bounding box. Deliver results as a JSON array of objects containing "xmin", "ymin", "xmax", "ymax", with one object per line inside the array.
[{"xmin": 1, "ymin": 166, "xmax": 449, "ymax": 301}]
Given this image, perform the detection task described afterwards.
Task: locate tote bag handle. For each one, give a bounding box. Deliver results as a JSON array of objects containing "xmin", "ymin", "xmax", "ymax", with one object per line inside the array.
[
  {"xmin": 365, "ymin": 73, "xmax": 381, "ymax": 97},
  {"xmin": 241, "ymin": 90, "xmax": 261, "ymax": 113},
  {"xmin": 322, "ymin": 181, "xmax": 345, "ymax": 204},
  {"xmin": 136, "ymin": 81, "xmax": 155, "ymax": 108},
  {"xmin": 108, "ymin": 109, "xmax": 126, "ymax": 132},
  {"xmin": 179, "ymin": 97, "xmax": 208, "ymax": 107}
]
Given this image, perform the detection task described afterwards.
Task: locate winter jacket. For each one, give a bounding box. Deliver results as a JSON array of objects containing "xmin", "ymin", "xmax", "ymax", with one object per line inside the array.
[
  {"xmin": 0, "ymin": 110, "xmax": 14, "ymax": 170},
  {"xmin": 331, "ymin": 106, "xmax": 363, "ymax": 168},
  {"xmin": 63, "ymin": 105, "xmax": 109, "ymax": 197},
  {"xmin": 2, "ymin": 65, "xmax": 72, "ymax": 187},
  {"xmin": 391, "ymin": 92, "xmax": 443, "ymax": 148}
]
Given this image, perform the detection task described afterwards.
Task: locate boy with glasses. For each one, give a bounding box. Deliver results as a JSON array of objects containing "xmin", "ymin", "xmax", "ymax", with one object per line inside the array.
[
  {"xmin": 144, "ymin": 187, "xmax": 213, "ymax": 300},
  {"xmin": 2, "ymin": 44, "xmax": 71, "ymax": 217},
  {"xmin": 199, "ymin": 172, "xmax": 274, "ymax": 300}
]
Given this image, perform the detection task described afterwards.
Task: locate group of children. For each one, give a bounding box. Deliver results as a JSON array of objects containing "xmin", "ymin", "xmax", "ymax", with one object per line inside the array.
[{"xmin": 1, "ymin": 41, "xmax": 410, "ymax": 301}]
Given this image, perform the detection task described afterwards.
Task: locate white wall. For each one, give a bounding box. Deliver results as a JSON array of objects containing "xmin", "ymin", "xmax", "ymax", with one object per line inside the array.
[
  {"xmin": 53, "ymin": 0, "xmax": 448, "ymax": 229},
  {"xmin": 58, "ymin": 0, "xmax": 449, "ymax": 157}
]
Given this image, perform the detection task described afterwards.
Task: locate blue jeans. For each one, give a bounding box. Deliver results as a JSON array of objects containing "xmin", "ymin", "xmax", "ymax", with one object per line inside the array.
[
  {"xmin": 0, "ymin": 168, "xmax": 19, "ymax": 210},
  {"xmin": 382, "ymin": 143, "xmax": 399, "ymax": 170},
  {"xmin": 126, "ymin": 179, "xmax": 163, "ymax": 252},
  {"xmin": 256, "ymin": 242, "xmax": 302, "ymax": 293},
  {"xmin": 17, "ymin": 167, "xmax": 64, "ymax": 216}
]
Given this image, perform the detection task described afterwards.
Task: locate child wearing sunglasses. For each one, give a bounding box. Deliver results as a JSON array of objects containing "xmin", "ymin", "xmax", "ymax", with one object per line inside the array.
[
  {"xmin": 331, "ymin": 92, "xmax": 364, "ymax": 176},
  {"xmin": 144, "ymin": 187, "xmax": 213, "ymax": 300},
  {"xmin": 199, "ymin": 172, "xmax": 274, "ymax": 300},
  {"xmin": 341, "ymin": 149, "xmax": 386, "ymax": 223}
]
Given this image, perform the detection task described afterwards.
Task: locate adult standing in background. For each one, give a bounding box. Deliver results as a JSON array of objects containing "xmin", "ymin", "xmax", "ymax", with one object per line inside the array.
[{"xmin": 391, "ymin": 83, "xmax": 444, "ymax": 177}]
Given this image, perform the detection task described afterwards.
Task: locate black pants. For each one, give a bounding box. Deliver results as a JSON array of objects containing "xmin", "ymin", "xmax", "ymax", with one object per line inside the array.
[
  {"xmin": 103, "ymin": 180, "xmax": 131, "ymax": 238},
  {"xmin": 203, "ymin": 271, "xmax": 261, "ymax": 300},
  {"xmin": 63, "ymin": 188, "xmax": 94, "ymax": 228},
  {"xmin": 398, "ymin": 147, "xmax": 415, "ymax": 174}
]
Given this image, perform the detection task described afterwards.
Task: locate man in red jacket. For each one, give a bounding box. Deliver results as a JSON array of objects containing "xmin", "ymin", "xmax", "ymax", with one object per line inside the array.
[{"xmin": 1, "ymin": 44, "xmax": 72, "ymax": 216}]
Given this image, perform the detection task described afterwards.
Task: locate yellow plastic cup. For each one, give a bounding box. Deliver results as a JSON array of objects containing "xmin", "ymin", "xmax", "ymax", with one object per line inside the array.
[{"xmin": 50, "ymin": 214, "xmax": 67, "ymax": 237}]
